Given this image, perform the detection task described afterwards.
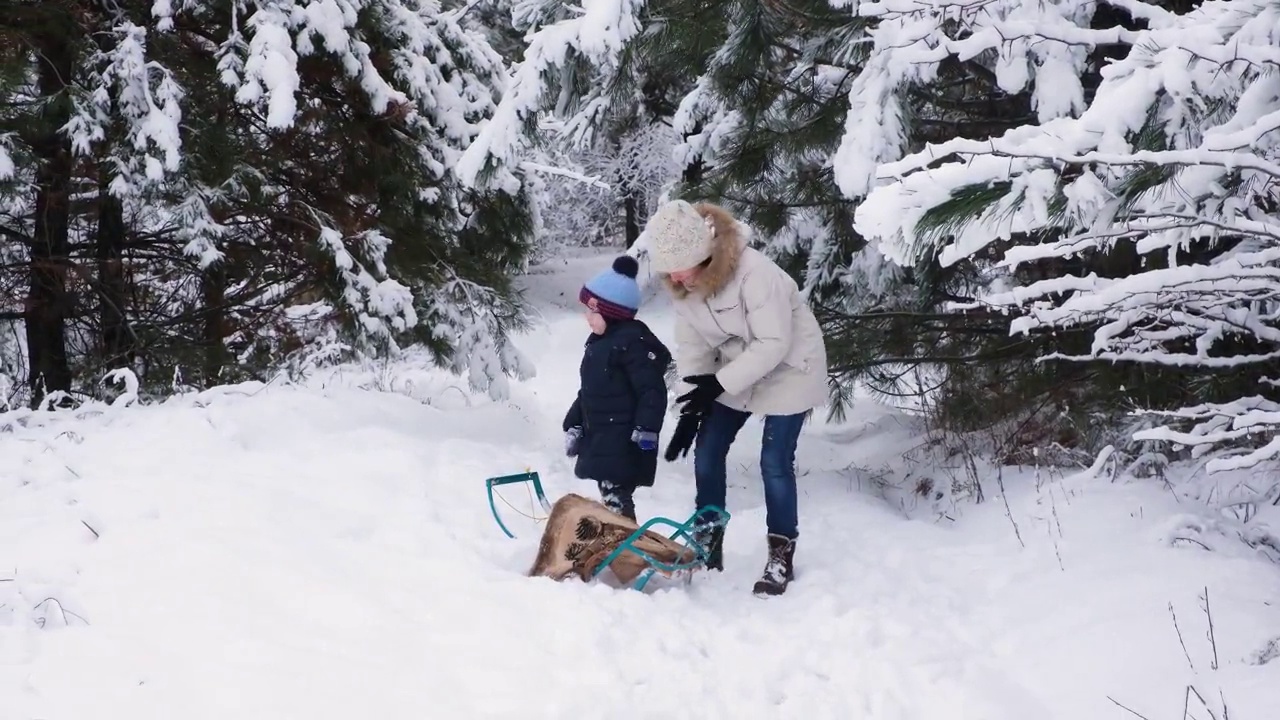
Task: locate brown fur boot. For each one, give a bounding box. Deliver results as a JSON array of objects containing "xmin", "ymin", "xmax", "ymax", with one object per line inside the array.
[{"xmin": 752, "ymin": 533, "xmax": 795, "ymax": 596}]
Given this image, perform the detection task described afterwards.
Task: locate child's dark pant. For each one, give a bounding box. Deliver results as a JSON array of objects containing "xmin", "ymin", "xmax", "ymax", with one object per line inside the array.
[{"xmin": 597, "ymin": 480, "xmax": 636, "ymax": 521}]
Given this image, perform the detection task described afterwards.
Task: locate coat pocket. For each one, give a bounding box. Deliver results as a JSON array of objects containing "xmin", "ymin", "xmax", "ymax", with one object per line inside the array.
[
  {"xmin": 781, "ymin": 341, "xmax": 813, "ymax": 374},
  {"xmin": 705, "ymin": 294, "xmax": 748, "ymax": 344}
]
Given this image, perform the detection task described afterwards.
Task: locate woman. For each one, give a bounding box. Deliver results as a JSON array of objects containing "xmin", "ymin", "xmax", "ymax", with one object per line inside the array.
[{"xmin": 644, "ymin": 199, "xmax": 828, "ymax": 596}]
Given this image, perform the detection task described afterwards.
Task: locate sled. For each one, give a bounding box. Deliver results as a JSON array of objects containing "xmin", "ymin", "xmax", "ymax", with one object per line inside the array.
[
  {"xmin": 593, "ymin": 503, "xmax": 731, "ymax": 591},
  {"xmin": 525, "ymin": 492, "xmax": 731, "ymax": 592},
  {"xmin": 485, "ymin": 470, "xmax": 554, "ymax": 539}
]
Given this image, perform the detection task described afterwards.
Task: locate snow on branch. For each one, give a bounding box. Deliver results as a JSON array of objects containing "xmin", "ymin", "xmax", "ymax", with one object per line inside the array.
[
  {"xmin": 834, "ymin": 0, "xmax": 1112, "ymax": 197},
  {"xmin": 236, "ymin": 4, "xmax": 302, "ymax": 128},
  {"xmin": 316, "ymin": 225, "xmax": 418, "ymax": 349},
  {"xmin": 857, "ymin": 0, "xmax": 1280, "ymax": 275},
  {"xmin": 209, "ymin": 0, "xmax": 528, "ymax": 364},
  {"xmin": 1096, "ymin": 0, "xmax": 1178, "ymax": 27},
  {"xmin": 880, "ymin": 143, "xmax": 1280, "ymax": 185},
  {"xmin": 979, "ymin": 257, "xmax": 1280, "ymax": 364},
  {"xmin": 225, "ymin": 0, "xmax": 511, "ymax": 185},
  {"xmin": 455, "ymin": 0, "xmax": 649, "ymax": 189},
  {"xmin": 519, "ymin": 160, "xmax": 611, "ymax": 191},
  {"xmin": 669, "ymin": 74, "xmax": 749, "ymax": 180},
  {"xmin": 850, "ymin": 0, "xmax": 1280, "ymax": 472},
  {"xmin": 1134, "ymin": 395, "xmax": 1280, "ymax": 473},
  {"xmin": 424, "ymin": 272, "xmax": 534, "ymax": 401},
  {"xmin": 64, "ymin": 22, "xmax": 185, "ymax": 195},
  {"xmin": 378, "ymin": 2, "xmax": 511, "ymax": 151},
  {"xmin": 857, "ymin": 0, "xmax": 1280, "ymax": 241},
  {"xmin": 0, "ymin": 134, "xmax": 13, "ymax": 180}
]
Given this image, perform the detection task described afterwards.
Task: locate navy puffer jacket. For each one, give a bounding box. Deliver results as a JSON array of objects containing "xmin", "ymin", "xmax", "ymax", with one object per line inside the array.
[{"xmin": 563, "ymin": 318, "xmax": 672, "ymax": 488}]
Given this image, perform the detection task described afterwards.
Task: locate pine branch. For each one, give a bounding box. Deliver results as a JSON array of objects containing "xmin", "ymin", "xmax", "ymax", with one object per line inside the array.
[{"xmin": 828, "ymin": 342, "xmax": 1033, "ymax": 373}]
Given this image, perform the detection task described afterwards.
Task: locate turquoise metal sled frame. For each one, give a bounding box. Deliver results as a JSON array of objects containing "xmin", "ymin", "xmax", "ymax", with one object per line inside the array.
[
  {"xmin": 485, "ymin": 471, "xmax": 553, "ymax": 539},
  {"xmin": 485, "ymin": 470, "xmax": 730, "ymax": 591},
  {"xmin": 591, "ymin": 505, "xmax": 731, "ymax": 592}
]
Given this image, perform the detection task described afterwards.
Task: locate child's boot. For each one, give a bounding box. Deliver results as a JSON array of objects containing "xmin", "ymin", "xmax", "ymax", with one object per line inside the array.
[
  {"xmin": 598, "ymin": 480, "xmax": 636, "ymax": 521},
  {"xmin": 693, "ymin": 525, "xmax": 725, "ymax": 571}
]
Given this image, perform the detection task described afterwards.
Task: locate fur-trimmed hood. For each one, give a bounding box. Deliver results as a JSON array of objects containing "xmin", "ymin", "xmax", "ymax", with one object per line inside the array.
[{"xmin": 660, "ymin": 203, "xmax": 747, "ymax": 300}]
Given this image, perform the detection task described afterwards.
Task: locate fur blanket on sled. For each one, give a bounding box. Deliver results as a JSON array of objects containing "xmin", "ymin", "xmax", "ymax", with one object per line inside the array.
[{"xmin": 527, "ymin": 494, "xmax": 695, "ymax": 585}]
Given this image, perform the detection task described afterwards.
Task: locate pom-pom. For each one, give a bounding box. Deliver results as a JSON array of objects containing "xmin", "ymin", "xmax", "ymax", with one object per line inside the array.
[{"xmin": 612, "ymin": 255, "xmax": 639, "ymax": 279}]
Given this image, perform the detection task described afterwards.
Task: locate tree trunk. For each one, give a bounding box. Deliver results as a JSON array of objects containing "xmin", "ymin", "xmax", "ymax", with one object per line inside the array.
[
  {"xmin": 95, "ymin": 176, "xmax": 131, "ymax": 372},
  {"xmin": 90, "ymin": 1, "xmax": 133, "ymax": 378},
  {"xmin": 199, "ymin": 263, "xmax": 230, "ymax": 386},
  {"xmin": 623, "ymin": 190, "xmax": 640, "ymax": 248},
  {"xmin": 25, "ymin": 25, "xmax": 76, "ymax": 408},
  {"xmin": 680, "ymin": 122, "xmax": 705, "ymax": 187}
]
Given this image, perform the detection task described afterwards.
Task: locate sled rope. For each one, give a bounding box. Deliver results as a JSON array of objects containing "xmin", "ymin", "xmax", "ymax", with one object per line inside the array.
[
  {"xmin": 485, "ymin": 470, "xmax": 553, "ymax": 539},
  {"xmin": 493, "ymin": 480, "xmax": 548, "ymax": 524}
]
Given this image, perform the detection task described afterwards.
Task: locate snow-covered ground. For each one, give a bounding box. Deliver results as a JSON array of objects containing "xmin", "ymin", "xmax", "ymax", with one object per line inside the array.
[{"xmin": 3, "ymin": 250, "xmax": 1279, "ymax": 719}]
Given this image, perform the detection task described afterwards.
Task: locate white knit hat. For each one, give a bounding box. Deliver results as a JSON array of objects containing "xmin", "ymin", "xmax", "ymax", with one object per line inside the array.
[{"xmin": 644, "ymin": 200, "xmax": 716, "ymax": 273}]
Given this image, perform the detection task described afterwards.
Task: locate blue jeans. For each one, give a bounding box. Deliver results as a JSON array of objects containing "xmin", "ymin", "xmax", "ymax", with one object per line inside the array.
[{"xmin": 693, "ymin": 402, "xmax": 807, "ymax": 539}]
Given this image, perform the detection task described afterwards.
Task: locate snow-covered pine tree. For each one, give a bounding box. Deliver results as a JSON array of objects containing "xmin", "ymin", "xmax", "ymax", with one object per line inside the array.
[
  {"xmin": 457, "ymin": 0, "xmax": 706, "ymax": 249},
  {"xmin": 527, "ymin": 117, "xmax": 680, "ymax": 260},
  {"xmin": 0, "ymin": 0, "xmax": 536, "ymax": 403},
  {"xmin": 451, "ymin": 0, "xmax": 528, "ymax": 62},
  {"xmin": 855, "ymin": 0, "xmax": 1280, "ymax": 473},
  {"xmin": 539, "ymin": 0, "xmax": 694, "ymax": 248},
  {"xmin": 660, "ymin": 0, "xmax": 892, "ymax": 419},
  {"xmin": 180, "ymin": 0, "xmax": 539, "ymax": 399},
  {"xmin": 803, "ymin": 0, "xmax": 1210, "ymax": 453},
  {"xmin": 0, "ymin": 3, "xmax": 87, "ymax": 407},
  {"xmin": 0, "ymin": 24, "xmax": 30, "ymax": 405}
]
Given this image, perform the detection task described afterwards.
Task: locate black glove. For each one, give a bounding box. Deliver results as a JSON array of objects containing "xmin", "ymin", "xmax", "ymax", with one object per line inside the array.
[
  {"xmin": 663, "ymin": 411, "xmax": 702, "ymax": 462},
  {"xmin": 675, "ymin": 374, "xmax": 725, "ymax": 416}
]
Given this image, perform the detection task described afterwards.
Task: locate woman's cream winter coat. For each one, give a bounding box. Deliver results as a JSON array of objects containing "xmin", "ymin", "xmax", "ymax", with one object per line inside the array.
[{"xmin": 661, "ymin": 204, "xmax": 829, "ymax": 417}]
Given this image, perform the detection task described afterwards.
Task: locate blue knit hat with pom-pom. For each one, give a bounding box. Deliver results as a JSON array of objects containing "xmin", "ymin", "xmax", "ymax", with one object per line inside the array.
[{"xmin": 580, "ymin": 255, "xmax": 641, "ymax": 320}]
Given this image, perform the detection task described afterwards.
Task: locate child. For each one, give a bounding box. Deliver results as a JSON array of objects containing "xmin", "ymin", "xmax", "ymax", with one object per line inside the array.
[{"xmin": 563, "ymin": 255, "xmax": 672, "ymax": 520}]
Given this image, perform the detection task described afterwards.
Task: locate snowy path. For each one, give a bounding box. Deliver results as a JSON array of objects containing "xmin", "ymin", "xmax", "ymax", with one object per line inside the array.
[{"xmin": 3, "ymin": 251, "xmax": 1278, "ymax": 719}]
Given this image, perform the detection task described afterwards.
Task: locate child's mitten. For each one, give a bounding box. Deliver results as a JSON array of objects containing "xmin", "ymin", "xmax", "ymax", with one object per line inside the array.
[
  {"xmin": 565, "ymin": 426, "xmax": 583, "ymax": 456},
  {"xmin": 631, "ymin": 428, "xmax": 659, "ymax": 452}
]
